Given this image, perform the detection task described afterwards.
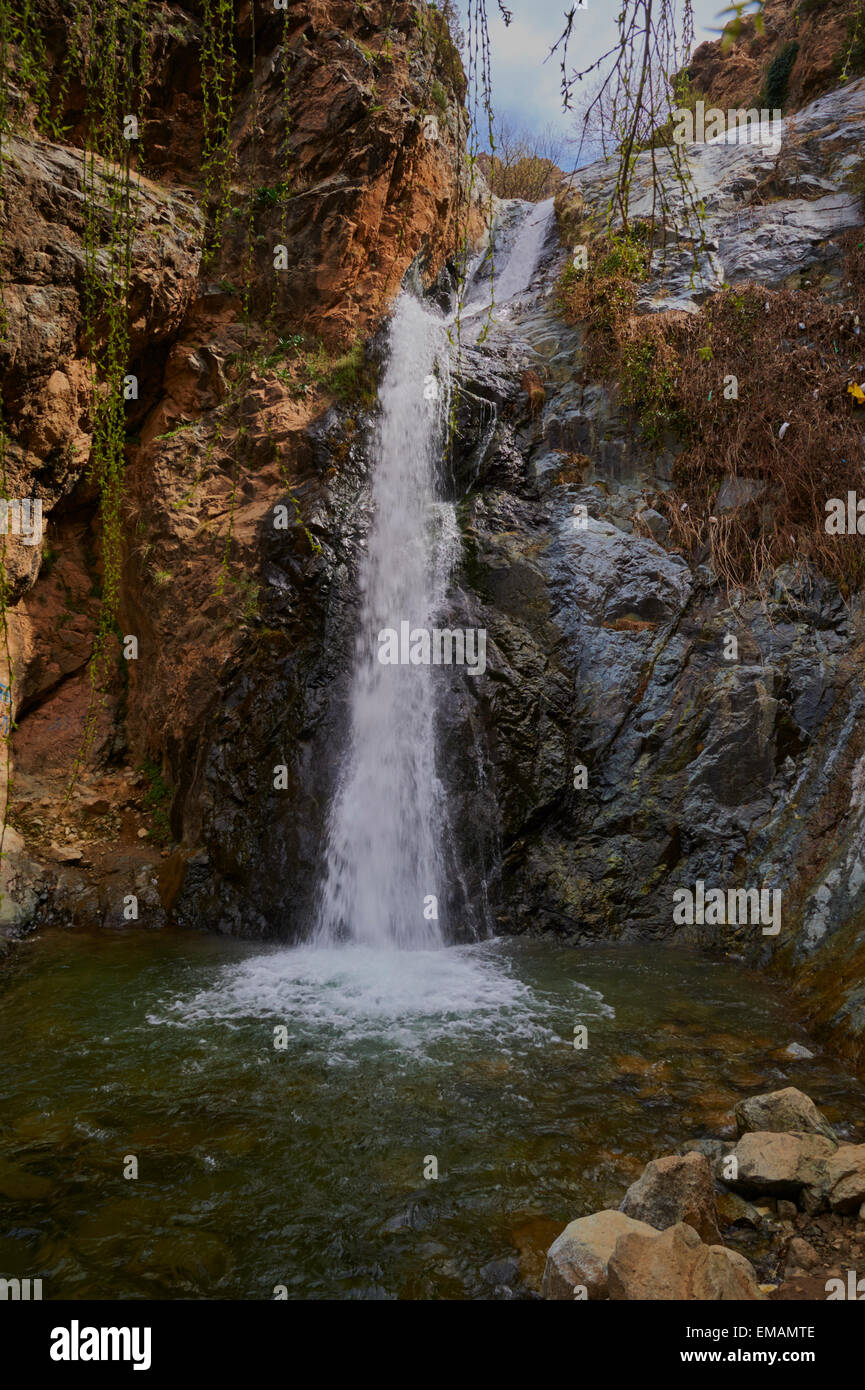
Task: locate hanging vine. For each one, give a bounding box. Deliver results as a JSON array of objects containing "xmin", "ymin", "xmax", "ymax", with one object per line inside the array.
[
  {"xmin": 69, "ymin": 0, "xmax": 149, "ymax": 790},
  {"xmin": 200, "ymin": 0, "xmax": 237, "ymax": 266}
]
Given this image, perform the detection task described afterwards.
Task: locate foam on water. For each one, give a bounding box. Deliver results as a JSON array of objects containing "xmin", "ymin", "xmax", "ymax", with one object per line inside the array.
[{"xmin": 149, "ymin": 941, "xmax": 613, "ymax": 1061}]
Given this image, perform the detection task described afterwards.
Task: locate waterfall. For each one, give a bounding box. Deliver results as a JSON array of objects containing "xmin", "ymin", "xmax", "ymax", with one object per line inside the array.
[
  {"xmin": 315, "ymin": 198, "xmax": 556, "ymax": 950},
  {"xmin": 315, "ymin": 296, "xmax": 456, "ymax": 948}
]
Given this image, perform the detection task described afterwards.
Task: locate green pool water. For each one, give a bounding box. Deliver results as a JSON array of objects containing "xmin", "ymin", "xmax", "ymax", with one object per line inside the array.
[{"xmin": 1, "ymin": 927, "xmax": 863, "ymax": 1300}]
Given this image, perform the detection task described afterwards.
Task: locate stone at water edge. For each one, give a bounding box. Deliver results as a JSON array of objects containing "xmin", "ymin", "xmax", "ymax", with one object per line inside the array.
[
  {"xmin": 619, "ymin": 1151, "xmax": 722, "ymax": 1245},
  {"xmin": 734, "ymin": 1087, "xmax": 837, "ymax": 1142},
  {"xmin": 542, "ymin": 1210, "xmax": 657, "ymax": 1300},
  {"xmin": 824, "ymin": 1145, "xmax": 865, "ymax": 1214},
  {"xmin": 727, "ymin": 1131, "xmax": 837, "ymax": 1199},
  {"xmin": 607, "ymin": 1222, "xmax": 764, "ymax": 1301}
]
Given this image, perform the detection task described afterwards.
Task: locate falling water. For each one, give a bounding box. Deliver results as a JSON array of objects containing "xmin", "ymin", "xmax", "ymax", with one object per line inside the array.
[
  {"xmin": 315, "ymin": 198, "xmax": 556, "ymax": 950},
  {"xmin": 315, "ymin": 295, "xmax": 456, "ymax": 948}
]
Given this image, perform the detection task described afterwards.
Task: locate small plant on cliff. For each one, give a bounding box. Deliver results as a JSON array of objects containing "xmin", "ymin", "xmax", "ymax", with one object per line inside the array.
[
  {"xmin": 254, "ymin": 182, "xmax": 291, "ymax": 208},
  {"xmin": 837, "ymin": 0, "xmax": 865, "ymax": 83}
]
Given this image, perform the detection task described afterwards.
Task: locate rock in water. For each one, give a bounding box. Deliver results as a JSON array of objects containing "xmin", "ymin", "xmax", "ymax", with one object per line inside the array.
[{"xmin": 734, "ymin": 1087, "xmax": 837, "ymax": 1142}]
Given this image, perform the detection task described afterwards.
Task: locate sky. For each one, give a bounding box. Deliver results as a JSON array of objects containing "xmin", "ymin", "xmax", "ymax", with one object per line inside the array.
[{"xmin": 452, "ymin": 0, "xmax": 734, "ymax": 155}]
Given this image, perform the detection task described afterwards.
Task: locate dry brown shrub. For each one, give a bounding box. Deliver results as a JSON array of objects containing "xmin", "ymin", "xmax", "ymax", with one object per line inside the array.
[
  {"xmin": 559, "ymin": 230, "xmax": 865, "ymax": 591},
  {"xmin": 659, "ymin": 281, "xmax": 865, "ymax": 591}
]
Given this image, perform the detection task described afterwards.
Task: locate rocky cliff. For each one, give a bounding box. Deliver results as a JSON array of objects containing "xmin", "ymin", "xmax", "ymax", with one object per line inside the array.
[
  {"xmin": 439, "ymin": 74, "xmax": 865, "ymax": 1069},
  {"xmin": 0, "ymin": 0, "xmax": 485, "ymax": 939},
  {"xmin": 686, "ymin": 0, "xmax": 864, "ymax": 114}
]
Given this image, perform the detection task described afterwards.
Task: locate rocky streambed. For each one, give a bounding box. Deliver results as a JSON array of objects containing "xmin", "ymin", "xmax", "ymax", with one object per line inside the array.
[{"xmin": 544, "ymin": 1085, "xmax": 865, "ymax": 1301}]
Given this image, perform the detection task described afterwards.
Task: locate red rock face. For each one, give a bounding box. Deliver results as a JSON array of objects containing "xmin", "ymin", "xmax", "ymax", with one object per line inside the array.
[{"xmin": 0, "ymin": 1, "xmax": 486, "ymax": 931}]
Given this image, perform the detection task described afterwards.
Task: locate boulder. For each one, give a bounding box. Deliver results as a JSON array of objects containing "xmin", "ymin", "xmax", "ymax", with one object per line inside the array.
[
  {"xmin": 542, "ymin": 1210, "xmax": 657, "ymax": 1300},
  {"xmin": 734, "ymin": 1087, "xmax": 836, "ymax": 1142},
  {"xmin": 824, "ymin": 1144, "xmax": 865, "ymax": 1214},
  {"xmin": 727, "ymin": 1131, "xmax": 837, "ymax": 1198},
  {"xmin": 620, "ymin": 1152, "xmax": 722, "ymax": 1245},
  {"xmin": 607, "ymin": 1222, "xmax": 763, "ymax": 1301}
]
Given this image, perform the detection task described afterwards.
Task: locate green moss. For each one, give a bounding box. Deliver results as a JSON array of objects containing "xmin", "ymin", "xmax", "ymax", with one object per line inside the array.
[
  {"xmin": 39, "ymin": 544, "xmax": 59, "ymax": 579},
  {"xmin": 762, "ymin": 40, "xmax": 799, "ymax": 109},
  {"xmin": 139, "ymin": 759, "xmax": 173, "ymax": 844}
]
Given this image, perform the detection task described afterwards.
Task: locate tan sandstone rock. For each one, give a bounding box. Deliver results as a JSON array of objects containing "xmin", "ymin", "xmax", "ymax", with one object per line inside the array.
[
  {"xmin": 542, "ymin": 1210, "xmax": 657, "ymax": 1300},
  {"xmin": 734, "ymin": 1087, "xmax": 837, "ymax": 1143},
  {"xmin": 620, "ymin": 1151, "xmax": 722, "ymax": 1245},
  {"xmin": 607, "ymin": 1221, "xmax": 764, "ymax": 1301}
]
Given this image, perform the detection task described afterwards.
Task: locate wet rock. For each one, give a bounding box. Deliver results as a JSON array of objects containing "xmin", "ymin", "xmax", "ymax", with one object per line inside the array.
[
  {"xmin": 480, "ymin": 1257, "xmax": 520, "ymax": 1289},
  {"xmin": 633, "ymin": 507, "xmax": 670, "ymax": 542},
  {"xmin": 680, "ymin": 1139, "xmax": 732, "ymax": 1165},
  {"xmin": 620, "ymin": 1152, "xmax": 722, "ymax": 1245},
  {"xmin": 734, "ymin": 1087, "xmax": 837, "ymax": 1142},
  {"xmin": 560, "ymin": 79, "xmax": 865, "ymax": 313},
  {"xmin": 607, "ymin": 1222, "xmax": 763, "ymax": 1301},
  {"xmin": 542, "ymin": 1210, "xmax": 657, "ymax": 1300}
]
